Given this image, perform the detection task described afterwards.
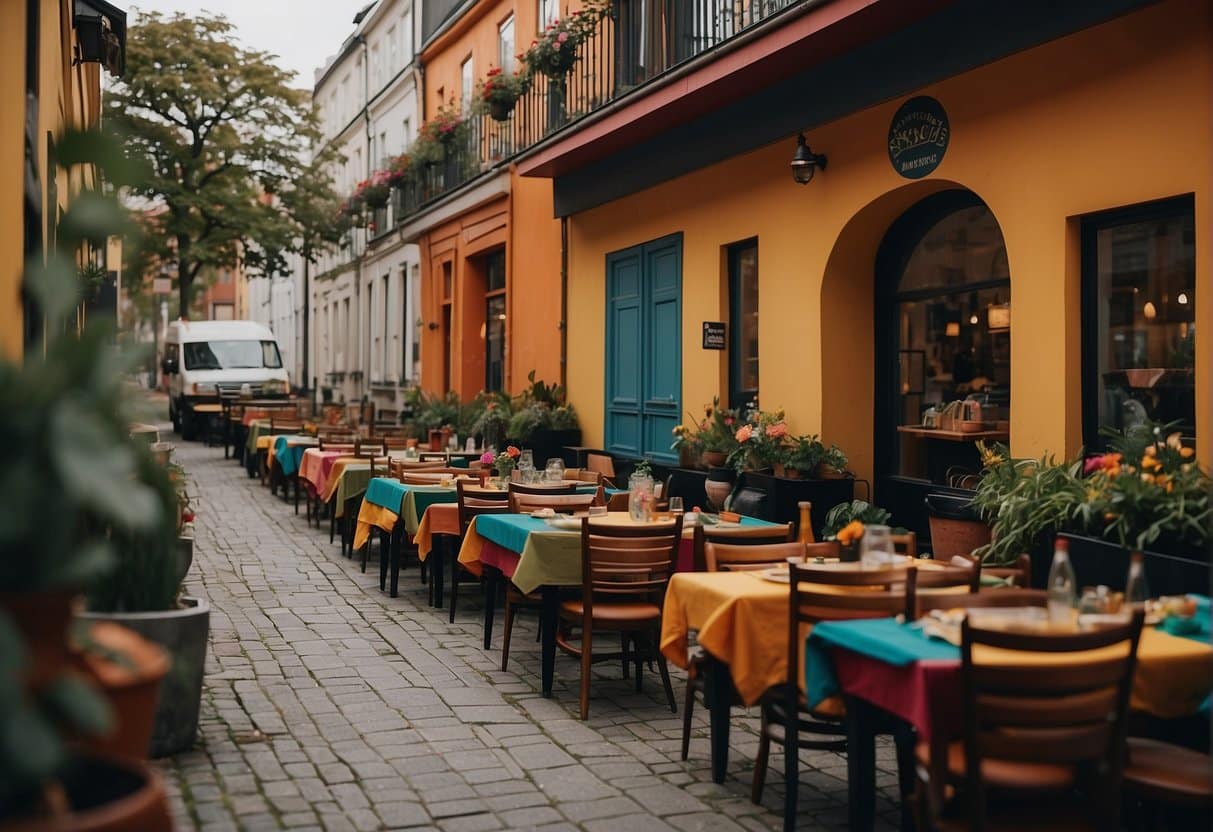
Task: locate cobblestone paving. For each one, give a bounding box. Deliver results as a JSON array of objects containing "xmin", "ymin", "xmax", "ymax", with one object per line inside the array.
[{"xmin": 156, "ymin": 434, "xmax": 902, "ymax": 831}]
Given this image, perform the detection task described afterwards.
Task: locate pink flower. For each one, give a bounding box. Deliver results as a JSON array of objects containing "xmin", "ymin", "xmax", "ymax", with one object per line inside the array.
[
  {"xmin": 765, "ymin": 422, "xmax": 788, "ymax": 439},
  {"xmin": 557, "ymin": 31, "xmax": 569, "ymax": 43},
  {"xmin": 1083, "ymin": 455, "xmax": 1105, "ymax": 475},
  {"xmin": 480, "ymin": 451, "xmax": 496, "ymax": 466},
  {"xmin": 735, "ymin": 424, "xmax": 753, "ymax": 443}
]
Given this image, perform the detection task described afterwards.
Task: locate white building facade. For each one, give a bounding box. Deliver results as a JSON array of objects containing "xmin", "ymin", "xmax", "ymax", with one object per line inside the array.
[{"xmin": 293, "ymin": 0, "xmax": 422, "ymax": 416}]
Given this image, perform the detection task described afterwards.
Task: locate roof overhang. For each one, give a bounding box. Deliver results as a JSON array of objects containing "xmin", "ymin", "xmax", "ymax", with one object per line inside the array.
[{"xmin": 516, "ymin": 0, "xmax": 954, "ymax": 179}]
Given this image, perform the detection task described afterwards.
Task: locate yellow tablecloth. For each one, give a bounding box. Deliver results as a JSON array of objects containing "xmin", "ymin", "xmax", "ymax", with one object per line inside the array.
[
  {"xmin": 353, "ymin": 504, "xmax": 399, "ymax": 550},
  {"xmin": 415, "ymin": 503, "xmax": 460, "ymax": 561}
]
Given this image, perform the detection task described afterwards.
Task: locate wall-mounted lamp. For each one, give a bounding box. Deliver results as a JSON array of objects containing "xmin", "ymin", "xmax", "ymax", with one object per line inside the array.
[
  {"xmin": 790, "ymin": 134, "xmax": 827, "ymax": 185},
  {"xmin": 968, "ymin": 314, "xmax": 979, "ymax": 325},
  {"xmin": 427, "ymin": 321, "xmax": 439, "ymax": 331},
  {"xmin": 1143, "ymin": 301, "xmax": 1157, "ymax": 320},
  {"xmin": 1177, "ymin": 292, "xmax": 1189, "ymax": 305}
]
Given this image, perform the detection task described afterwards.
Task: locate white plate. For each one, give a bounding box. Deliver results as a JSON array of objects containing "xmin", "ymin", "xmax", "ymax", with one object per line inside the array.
[
  {"xmin": 759, "ymin": 567, "xmax": 790, "ymax": 583},
  {"xmin": 544, "ymin": 517, "xmax": 582, "ymax": 531}
]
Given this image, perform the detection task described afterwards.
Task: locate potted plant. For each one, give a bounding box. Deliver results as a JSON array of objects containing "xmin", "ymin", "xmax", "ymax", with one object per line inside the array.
[
  {"xmin": 479, "ymin": 67, "xmax": 530, "ymax": 121},
  {"xmin": 354, "ymin": 169, "xmax": 393, "ymax": 211},
  {"xmin": 628, "ymin": 459, "xmax": 656, "ymax": 521},
  {"xmin": 504, "ymin": 372, "xmax": 581, "ymax": 466},
  {"xmin": 0, "ymin": 129, "xmax": 173, "ymax": 826},
  {"xmin": 521, "ymin": 0, "xmax": 611, "ymax": 127},
  {"xmin": 468, "ymin": 391, "xmax": 513, "ymax": 450}
]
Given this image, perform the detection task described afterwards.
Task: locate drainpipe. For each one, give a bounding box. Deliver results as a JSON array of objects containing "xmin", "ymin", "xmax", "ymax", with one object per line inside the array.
[{"xmin": 559, "ymin": 216, "xmax": 568, "ymax": 392}]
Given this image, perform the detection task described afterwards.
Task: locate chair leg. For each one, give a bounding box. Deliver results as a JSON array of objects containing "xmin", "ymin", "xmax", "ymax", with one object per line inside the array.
[
  {"xmin": 579, "ymin": 624, "xmax": 593, "ymax": 721},
  {"xmin": 449, "ymin": 566, "xmax": 459, "ymax": 624},
  {"xmin": 293, "ymin": 475, "xmax": 300, "ymax": 513},
  {"xmin": 501, "ymin": 595, "xmax": 515, "ymax": 672},
  {"xmin": 379, "ymin": 533, "xmax": 389, "ymax": 591},
  {"xmin": 656, "ymin": 648, "xmax": 677, "ymax": 714},
  {"xmin": 329, "ymin": 502, "xmax": 336, "ymax": 543},
  {"xmin": 633, "ymin": 635, "xmax": 643, "ymax": 693},
  {"xmin": 752, "ymin": 716, "xmax": 771, "ymax": 805},
  {"xmin": 621, "ymin": 632, "xmax": 630, "ymax": 679},
  {"xmin": 680, "ymin": 679, "xmax": 696, "ymax": 760},
  {"xmin": 782, "ymin": 689, "xmax": 799, "ymax": 832}
]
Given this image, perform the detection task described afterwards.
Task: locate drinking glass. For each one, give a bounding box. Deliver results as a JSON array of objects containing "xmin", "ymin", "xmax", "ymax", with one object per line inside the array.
[
  {"xmin": 860, "ymin": 524, "xmax": 896, "ymax": 568},
  {"xmin": 519, "ymin": 450, "xmax": 534, "ymax": 470},
  {"xmin": 668, "ymin": 497, "xmax": 684, "ymax": 515},
  {"xmin": 545, "ymin": 459, "xmax": 565, "ymax": 483}
]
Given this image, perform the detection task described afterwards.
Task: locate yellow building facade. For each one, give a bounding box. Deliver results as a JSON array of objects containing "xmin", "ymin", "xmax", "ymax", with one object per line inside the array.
[
  {"xmin": 0, "ymin": 0, "xmax": 124, "ymax": 359},
  {"xmin": 559, "ymin": 0, "xmax": 1210, "ymax": 483}
]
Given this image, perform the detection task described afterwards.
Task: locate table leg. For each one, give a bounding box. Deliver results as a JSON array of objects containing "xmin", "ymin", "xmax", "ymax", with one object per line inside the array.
[
  {"xmin": 845, "ymin": 694, "xmax": 877, "ymax": 832},
  {"xmin": 389, "ymin": 526, "xmax": 401, "ymax": 598},
  {"xmin": 540, "ymin": 586, "xmax": 558, "ymax": 697},
  {"xmin": 704, "ymin": 654, "xmax": 733, "ymax": 784},
  {"xmin": 482, "ymin": 567, "xmax": 498, "ymax": 650},
  {"xmin": 379, "ymin": 528, "xmax": 389, "ymax": 591},
  {"xmin": 432, "ymin": 538, "xmax": 446, "ymax": 609}
]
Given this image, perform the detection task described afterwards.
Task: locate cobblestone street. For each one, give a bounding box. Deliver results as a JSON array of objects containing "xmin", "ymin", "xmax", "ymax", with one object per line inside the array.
[{"xmin": 157, "ymin": 434, "xmax": 901, "ymax": 831}]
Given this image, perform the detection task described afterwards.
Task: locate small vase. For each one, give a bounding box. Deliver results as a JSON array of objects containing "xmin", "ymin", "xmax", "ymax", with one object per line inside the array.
[
  {"xmin": 839, "ymin": 543, "xmax": 860, "ymax": 563},
  {"xmin": 701, "ymin": 451, "xmax": 727, "ymax": 468},
  {"xmin": 628, "ymin": 474, "xmax": 655, "ymax": 522}
]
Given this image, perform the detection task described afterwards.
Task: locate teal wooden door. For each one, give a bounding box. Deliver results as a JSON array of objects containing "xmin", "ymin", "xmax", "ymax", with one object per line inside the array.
[{"xmin": 606, "ymin": 234, "xmax": 681, "ymax": 462}]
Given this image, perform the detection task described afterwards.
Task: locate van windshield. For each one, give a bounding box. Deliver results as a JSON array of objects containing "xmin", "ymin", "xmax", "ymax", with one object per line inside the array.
[{"xmin": 184, "ymin": 340, "xmax": 282, "ymax": 371}]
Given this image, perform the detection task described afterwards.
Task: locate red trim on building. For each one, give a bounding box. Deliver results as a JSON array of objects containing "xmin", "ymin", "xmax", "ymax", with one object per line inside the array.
[{"xmin": 517, "ymin": 0, "xmax": 955, "ymax": 179}]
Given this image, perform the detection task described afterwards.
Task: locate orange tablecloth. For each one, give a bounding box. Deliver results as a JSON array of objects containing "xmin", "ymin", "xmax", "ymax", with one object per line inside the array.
[{"xmin": 415, "ymin": 503, "xmax": 460, "ymax": 561}]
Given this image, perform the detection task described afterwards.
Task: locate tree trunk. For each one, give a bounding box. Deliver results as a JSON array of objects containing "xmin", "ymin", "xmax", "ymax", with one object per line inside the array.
[{"xmin": 176, "ymin": 235, "xmax": 192, "ymax": 320}]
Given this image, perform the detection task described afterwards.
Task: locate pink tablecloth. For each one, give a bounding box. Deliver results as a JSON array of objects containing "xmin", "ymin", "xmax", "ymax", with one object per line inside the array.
[{"xmin": 301, "ymin": 450, "xmax": 355, "ymax": 497}]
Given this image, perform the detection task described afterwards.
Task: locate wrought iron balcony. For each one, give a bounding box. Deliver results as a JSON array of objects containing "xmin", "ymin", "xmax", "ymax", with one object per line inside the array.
[{"xmin": 394, "ymin": 0, "xmax": 805, "ymax": 225}]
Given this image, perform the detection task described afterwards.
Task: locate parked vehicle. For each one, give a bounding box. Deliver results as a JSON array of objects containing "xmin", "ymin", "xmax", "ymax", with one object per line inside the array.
[{"xmin": 162, "ymin": 320, "xmax": 289, "ymax": 439}]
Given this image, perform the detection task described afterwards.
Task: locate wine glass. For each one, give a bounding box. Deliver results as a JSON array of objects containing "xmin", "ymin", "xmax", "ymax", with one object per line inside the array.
[{"xmin": 668, "ymin": 496, "xmax": 684, "ymax": 515}]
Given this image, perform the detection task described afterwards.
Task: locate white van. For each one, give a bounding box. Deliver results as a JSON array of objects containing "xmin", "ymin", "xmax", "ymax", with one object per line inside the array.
[{"xmin": 162, "ymin": 320, "xmax": 290, "ymax": 439}]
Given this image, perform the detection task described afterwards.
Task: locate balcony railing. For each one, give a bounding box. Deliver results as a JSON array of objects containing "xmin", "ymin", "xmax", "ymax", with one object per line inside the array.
[{"xmin": 393, "ymin": 0, "xmax": 805, "ymax": 225}]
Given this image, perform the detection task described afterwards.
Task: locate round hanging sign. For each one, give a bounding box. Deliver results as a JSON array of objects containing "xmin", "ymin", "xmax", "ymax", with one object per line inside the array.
[{"xmin": 887, "ymin": 96, "xmax": 949, "ymax": 179}]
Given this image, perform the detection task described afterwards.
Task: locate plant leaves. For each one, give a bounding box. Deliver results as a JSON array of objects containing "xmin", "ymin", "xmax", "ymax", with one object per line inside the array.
[{"xmin": 42, "ymin": 675, "xmax": 113, "ymax": 737}]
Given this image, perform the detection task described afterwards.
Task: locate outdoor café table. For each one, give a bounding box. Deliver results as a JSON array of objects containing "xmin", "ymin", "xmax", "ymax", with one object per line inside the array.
[
  {"xmin": 658, "ymin": 560, "xmax": 985, "ymax": 786},
  {"xmin": 320, "ymin": 459, "xmax": 384, "ymax": 519},
  {"xmin": 298, "ymin": 448, "xmax": 346, "ymax": 494},
  {"xmin": 459, "ymin": 512, "xmax": 777, "ymax": 697},
  {"xmin": 803, "ymin": 600, "xmax": 1213, "ymax": 831},
  {"xmin": 271, "ymin": 434, "xmax": 319, "ymax": 478},
  {"xmin": 352, "ymin": 477, "xmax": 465, "ymax": 596}
]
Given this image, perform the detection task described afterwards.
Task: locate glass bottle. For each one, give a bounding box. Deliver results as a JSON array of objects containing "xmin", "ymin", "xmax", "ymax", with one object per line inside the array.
[
  {"xmin": 1047, "ymin": 538, "xmax": 1077, "ymax": 627},
  {"xmin": 1125, "ymin": 552, "xmax": 1149, "ymax": 609}
]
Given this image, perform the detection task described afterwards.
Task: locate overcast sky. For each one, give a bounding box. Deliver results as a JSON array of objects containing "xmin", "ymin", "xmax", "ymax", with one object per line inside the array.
[{"xmin": 130, "ymin": 1, "xmax": 367, "ymax": 89}]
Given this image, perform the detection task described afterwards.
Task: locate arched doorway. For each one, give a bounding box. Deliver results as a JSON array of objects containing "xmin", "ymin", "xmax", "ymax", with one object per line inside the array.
[{"xmin": 874, "ymin": 190, "xmax": 1011, "ymax": 530}]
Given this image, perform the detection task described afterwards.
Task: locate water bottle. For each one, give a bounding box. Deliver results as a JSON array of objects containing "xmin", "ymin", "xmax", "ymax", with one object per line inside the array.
[
  {"xmin": 1047, "ymin": 538, "xmax": 1077, "ymax": 627},
  {"xmin": 1125, "ymin": 552, "xmax": 1149, "ymax": 610}
]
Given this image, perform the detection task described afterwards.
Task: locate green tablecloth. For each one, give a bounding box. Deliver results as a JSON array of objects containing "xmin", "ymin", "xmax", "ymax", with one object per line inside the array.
[
  {"xmin": 245, "ymin": 419, "xmax": 271, "ymax": 456},
  {"xmin": 333, "ymin": 464, "xmax": 376, "ymax": 518}
]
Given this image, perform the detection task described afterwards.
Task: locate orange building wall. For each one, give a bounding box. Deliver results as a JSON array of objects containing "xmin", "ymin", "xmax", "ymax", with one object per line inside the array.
[
  {"xmin": 416, "ymin": 0, "xmax": 566, "ymax": 398},
  {"xmin": 565, "ymin": 0, "xmax": 1213, "ymax": 476}
]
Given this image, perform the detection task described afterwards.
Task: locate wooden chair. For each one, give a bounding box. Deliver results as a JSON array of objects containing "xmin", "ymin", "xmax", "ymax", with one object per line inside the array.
[
  {"xmin": 767, "ymin": 562, "xmax": 918, "ymax": 820},
  {"xmin": 915, "ymin": 587, "xmax": 1047, "ymax": 617},
  {"xmin": 892, "ymin": 531, "xmax": 918, "ymax": 558},
  {"xmin": 453, "ymin": 482, "xmax": 509, "ymax": 626},
  {"xmin": 508, "ymin": 489, "xmax": 596, "ymax": 515},
  {"xmin": 691, "ymin": 522, "xmax": 794, "ymax": 572},
  {"xmin": 803, "ymin": 540, "xmax": 842, "ymax": 559},
  {"xmin": 585, "ymin": 452, "xmax": 616, "ymax": 487},
  {"xmin": 1122, "ymin": 739, "xmax": 1213, "ymax": 827},
  {"xmin": 357, "ymin": 437, "xmax": 387, "ymax": 456},
  {"xmin": 559, "ymin": 517, "xmax": 683, "ymax": 719},
  {"xmin": 382, "ymin": 436, "xmax": 414, "ymax": 452},
  {"xmin": 911, "ymin": 559, "xmax": 981, "ymax": 600},
  {"xmin": 915, "ymin": 611, "xmax": 1145, "ymax": 831}
]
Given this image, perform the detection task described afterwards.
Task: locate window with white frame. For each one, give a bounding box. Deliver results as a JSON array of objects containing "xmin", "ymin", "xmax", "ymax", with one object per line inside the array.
[
  {"xmin": 387, "ymin": 26, "xmax": 397, "ymax": 74},
  {"xmin": 498, "ymin": 15, "xmax": 515, "ymax": 70},
  {"xmin": 460, "ymin": 55, "xmax": 474, "ymax": 113},
  {"xmin": 540, "ymin": 0, "xmax": 559, "ymax": 29},
  {"xmin": 402, "ymin": 11, "xmax": 414, "ymax": 65}
]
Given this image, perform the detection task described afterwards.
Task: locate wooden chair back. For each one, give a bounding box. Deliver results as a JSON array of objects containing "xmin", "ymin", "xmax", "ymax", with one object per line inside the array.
[
  {"xmin": 382, "ymin": 436, "xmax": 413, "ymax": 451},
  {"xmin": 803, "ymin": 541, "xmax": 841, "ymax": 559},
  {"xmin": 789, "ymin": 562, "xmax": 918, "ymax": 623},
  {"xmin": 270, "ymin": 416, "xmax": 304, "ymax": 434},
  {"xmin": 356, "ymin": 437, "xmax": 386, "ymax": 456},
  {"xmin": 916, "ymin": 588, "xmax": 1048, "ymax": 616},
  {"xmin": 892, "ymin": 531, "xmax": 918, "ymax": 558},
  {"xmin": 387, "ymin": 459, "xmax": 445, "ymax": 478},
  {"xmin": 399, "ymin": 471, "xmax": 473, "ymax": 485},
  {"xmin": 693, "ymin": 523, "xmax": 795, "ymax": 571},
  {"xmin": 585, "ymin": 452, "xmax": 616, "ymax": 484},
  {"xmin": 456, "ymin": 480, "xmax": 510, "ymax": 536},
  {"xmin": 703, "ymin": 540, "xmax": 802, "ymax": 573},
  {"xmin": 564, "ymin": 469, "xmax": 604, "ymax": 486},
  {"xmin": 913, "ymin": 559, "xmax": 981, "ymax": 595},
  {"xmin": 509, "ymin": 488, "xmax": 597, "ymax": 515},
  {"xmin": 956, "ymin": 611, "xmax": 1144, "ymax": 829},
  {"xmin": 319, "ymin": 441, "xmax": 356, "ymax": 454},
  {"xmin": 579, "ymin": 517, "xmax": 682, "ymax": 609}
]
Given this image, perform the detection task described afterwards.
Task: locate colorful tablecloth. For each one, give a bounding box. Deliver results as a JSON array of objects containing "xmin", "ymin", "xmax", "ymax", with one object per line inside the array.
[
  {"xmin": 298, "ymin": 449, "xmax": 348, "ymax": 493},
  {"xmin": 245, "ymin": 419, "xmax": 271, "ymax": 456},
  {"xmin": 804, "ymin": 604, "xmax": 1213, "ymax": 738},
  {"xmin": 273, "ymin": 434, "xmax": 318, "ymax": 477},
  {"xmin": 415, "ymin": 504, "xmax": 460, "ymax": 561},
  {"xmin": 320, "ymin": 460, "xmax": 380, "ymax": 518},
  {"xmin": 457, "ymin": 513, "xmax": 775, "ymax": 596},
  {"xmin": 352, "ymin": 478, "xmax": 462, "ymax": 549}
]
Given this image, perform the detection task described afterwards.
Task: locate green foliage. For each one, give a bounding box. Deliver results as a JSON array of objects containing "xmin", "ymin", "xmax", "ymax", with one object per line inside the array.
[
  {"xmin": 466, "ymin": 392, "xmax": 513, "ymax": 448},
  {"xmin": 507, "ymin": 403, "xmax": 549, "ymax": 442},
  {"xmin": 107, "ymin": 11, "xmax": 342, "ymax": 318},
  {"xmin": 822, "ymin": 500, "xmax": 898, "ymax": 539},
  {"xmin": 523, "ymin": 370, "xmax": 564, "ymax": 407}
]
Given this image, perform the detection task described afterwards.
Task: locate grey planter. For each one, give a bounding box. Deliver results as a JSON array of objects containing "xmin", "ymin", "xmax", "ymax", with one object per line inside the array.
[{"xmin": 80, "ymin": 596, "xmax": 210, "ymax": 758}]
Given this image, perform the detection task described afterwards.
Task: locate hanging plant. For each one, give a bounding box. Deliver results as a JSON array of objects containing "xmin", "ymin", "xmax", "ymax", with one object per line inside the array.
[
  {"xmin": 386, "ymin": 153, "xmax": 411, "ymax": 186},
  {"xmin": 353, "ymin": 169, "xmax": 393, "ymax": 209},
  {"xmin": 521, "ymin": 0, "xmax": 611, "ymax": 79},
  {"xmin": 478, "ymin": 67, "xmax": 531, "ymax": 121},
  {"xmin": 78, "ymin": 262, "xmax": 109, "ymax": 300}
]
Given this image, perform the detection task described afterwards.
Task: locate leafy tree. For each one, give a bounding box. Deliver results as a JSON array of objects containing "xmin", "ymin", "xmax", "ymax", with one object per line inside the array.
[{"xmin": 106, "ymin": 12, "xmax": 342, "ymax": 319}]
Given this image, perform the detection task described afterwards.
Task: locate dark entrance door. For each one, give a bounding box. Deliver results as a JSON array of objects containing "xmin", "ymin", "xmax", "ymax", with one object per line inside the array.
[{"xmin": 874, "ymin": 190, "xmax": 1011, "ymax": 537}]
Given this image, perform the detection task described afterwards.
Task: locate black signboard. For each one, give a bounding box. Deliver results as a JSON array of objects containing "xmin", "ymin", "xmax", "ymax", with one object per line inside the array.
[
  {"xmin": 702, "ymin": 321, "xmax": 726, "ymax": 350},
  {"xmin": 888, "ymin": 96, "xmax": 949, "ymax": 179}
]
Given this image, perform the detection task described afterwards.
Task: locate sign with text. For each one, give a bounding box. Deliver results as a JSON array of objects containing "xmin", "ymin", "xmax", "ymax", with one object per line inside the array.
[
  {"xmin": 888, "ymin": 96, "xmax": 949, "ymax": 179},
  {"xmin": 702, "ymin": 321, "xmax": 726, "ymax": 350},
  {"xmin": 153, "ymin": 277, "xmax": 172, "ymax": 295}
]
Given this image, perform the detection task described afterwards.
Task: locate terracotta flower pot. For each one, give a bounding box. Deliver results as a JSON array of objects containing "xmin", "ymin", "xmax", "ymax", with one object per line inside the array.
[
  {"xmin": 73, "ymin": 622, "xmax": 170, "ymax": 761},
  {"xmin": 702, "ymin": 451, "xmax": 727, "ymax": 468},
  {"xmin": 816, "ymin": 463, "xmax": 848, "ymax": 480},
  {"xmin": 2, "ymin": 753, "xmax": 172, "ymax": 832},
  {"xmin": 428, "ymin": 429, "xmax": 443, "ymax": 451},
  {"xmin": 0, "ymin": 590, "xmax": 77, "ymax": 689},
  {"xmin": 488, "ymin": 99, "xmax": 515, "ymax": 121}
]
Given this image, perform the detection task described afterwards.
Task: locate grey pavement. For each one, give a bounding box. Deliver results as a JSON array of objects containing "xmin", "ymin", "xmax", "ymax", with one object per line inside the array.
[{"xmin": 155, "ymin": 429, "xmax": 901, "ymax": 831}]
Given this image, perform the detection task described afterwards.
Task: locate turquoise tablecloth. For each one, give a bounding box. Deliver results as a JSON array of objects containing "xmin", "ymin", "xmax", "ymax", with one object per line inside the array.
[
  {"xmin": 364, "ymin": 477, "xmax": 459, "ymax": 534},
  {"xmin": 804, "ymin": 596, "xmax": 1212, "ymax": 710},
  {"xmin": 476, "ymin": 514, "xmax": 549, "ymax": 554},
  {"xmin": 273, "ymin": 435, "xmax": 313, "ymax": 477}
]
